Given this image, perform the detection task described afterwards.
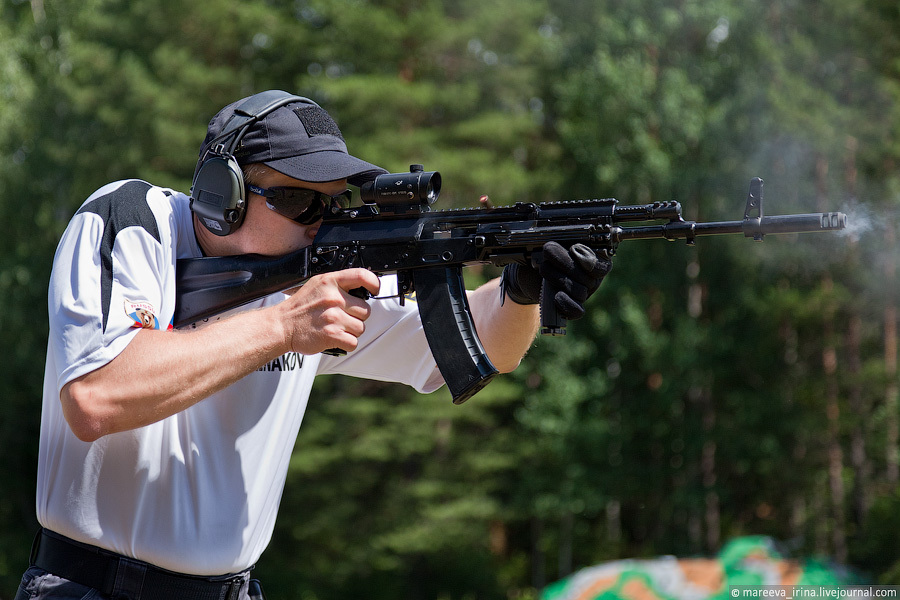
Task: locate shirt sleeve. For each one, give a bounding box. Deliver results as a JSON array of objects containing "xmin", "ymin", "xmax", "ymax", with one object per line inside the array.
[
  {"xmin": 48, "ymin": 180, "xmax": 171, "ymax": 392},
  {"xmin": 316, "ymin": 275, "xmax": 445, "ymax": 394}
]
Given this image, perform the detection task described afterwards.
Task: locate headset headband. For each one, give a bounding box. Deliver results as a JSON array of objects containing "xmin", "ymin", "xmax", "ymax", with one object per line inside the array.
[
  {"xmin": 202, "ymin": 90, "xmax": 311, "ymax": 162},
  {"xmin": 190, "ymin": 91, "xmax": 313, "ymax": 236},
  {"xmin": 192, "ymin": 91, "xmax": 313, "ymax": 194}
]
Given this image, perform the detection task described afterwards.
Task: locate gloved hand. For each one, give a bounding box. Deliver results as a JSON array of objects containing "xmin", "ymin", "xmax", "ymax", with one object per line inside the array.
[{"xmin": 500, "ymin": 241, "xmax": 612, "ymax": 319}]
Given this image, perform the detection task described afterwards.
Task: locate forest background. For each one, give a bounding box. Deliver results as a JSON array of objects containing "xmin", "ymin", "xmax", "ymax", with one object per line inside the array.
[{"xmin": 1, "ymin": 0, "xmax": 899, "ymax": 598}]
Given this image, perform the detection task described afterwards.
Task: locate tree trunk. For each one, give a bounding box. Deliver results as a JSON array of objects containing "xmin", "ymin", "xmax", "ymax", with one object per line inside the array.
[
  {"xmin": 846, "ymin": 313, "xmax": 869, "ymax": 528},
  {"xmin": 606, "ymin": 499, "xmax": 622, "ymax": 545},
  {"xmin": 818, "ymin": 157, "xmax": 847, "ymax": 564},
  {"xmin": 701, "ymin": 392, "xmax": 719, "ymax": 552},
  {"xmin": 558, "ymin": 512, "xmax": 573, "ymax": 577},
  {"xmin": 531, "ymin": 517, "xmax": 545, "ymax": 589},
  {"xmin": 841, "ymin": 138, "xmax": 869, "ymax": 527},
  {"xmin": 886, "ymin": 225, "xmax": 899, "ymax": 487},
  {"xmin": 824, "ymin": 339, "xmax": 847, "ymax": 564}
]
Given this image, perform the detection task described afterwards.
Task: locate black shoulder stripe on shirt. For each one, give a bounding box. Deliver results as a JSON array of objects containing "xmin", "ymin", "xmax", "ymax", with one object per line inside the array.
[{"xmin": 76, "ymin": 180, "xmax": 161, "ymax": 332}]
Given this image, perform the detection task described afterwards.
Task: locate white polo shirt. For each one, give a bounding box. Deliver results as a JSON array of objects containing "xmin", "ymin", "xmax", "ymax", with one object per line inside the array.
[{"xmin": 36, "ymin": 180, "xmax": 443, "ymax": 575}]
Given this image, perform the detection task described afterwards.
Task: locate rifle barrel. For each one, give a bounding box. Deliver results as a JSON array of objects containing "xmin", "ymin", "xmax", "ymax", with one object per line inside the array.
[{"xmin": 615, "ymin": 211, "xmax": 847, "ymax": 242}]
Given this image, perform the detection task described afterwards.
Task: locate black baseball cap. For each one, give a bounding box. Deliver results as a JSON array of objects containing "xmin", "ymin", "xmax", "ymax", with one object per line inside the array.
[{"xmin": 198, "ymin": 91, "xmax": 387, "ymax": 186}]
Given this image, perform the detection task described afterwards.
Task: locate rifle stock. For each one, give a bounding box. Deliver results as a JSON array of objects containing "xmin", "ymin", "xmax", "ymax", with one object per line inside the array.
[{"xmin": 175, "ymin": 248, "xmax": 312, "ymax": 326}]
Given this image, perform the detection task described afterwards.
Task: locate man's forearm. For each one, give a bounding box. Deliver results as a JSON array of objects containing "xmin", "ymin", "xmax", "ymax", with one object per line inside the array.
[
  {"xmin": 60, "ymin": 306, "xmax": 290, "ymax": 442},
  {"xmin": 60, "ymin": 268, "xmax": 379, "ymax": 442},
  {"xmin": 468, "ymin": 278, "xmax": 540, "ymax": 373}
]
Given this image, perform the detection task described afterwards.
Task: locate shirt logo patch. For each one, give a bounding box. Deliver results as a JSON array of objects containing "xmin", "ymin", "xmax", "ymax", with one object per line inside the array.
[{"xmin": 125, "ymin": 300, "xmax": 161, "ymax": 329}]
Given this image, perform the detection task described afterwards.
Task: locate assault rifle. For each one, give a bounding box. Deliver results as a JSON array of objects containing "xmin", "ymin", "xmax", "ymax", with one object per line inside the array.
[{"xmin": 175, "ymin": 166, "xmax": 848, "ymax": 403}]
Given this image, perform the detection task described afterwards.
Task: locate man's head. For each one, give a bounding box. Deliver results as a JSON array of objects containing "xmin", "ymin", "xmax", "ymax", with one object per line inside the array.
[{"xmin": 190, "ymin": 91, "xmax": 385, "ymax": 237}]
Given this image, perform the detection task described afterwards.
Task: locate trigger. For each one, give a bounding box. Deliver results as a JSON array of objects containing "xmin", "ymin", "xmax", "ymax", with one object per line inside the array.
[{"xmin": 348, "ymin": 286, "xmax": 372, "ymax": 300}]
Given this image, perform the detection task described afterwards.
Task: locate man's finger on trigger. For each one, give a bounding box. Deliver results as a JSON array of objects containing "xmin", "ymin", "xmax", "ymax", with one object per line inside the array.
[
  {"xmin": 358, "ymin": 269, "xmax": 382, "ymax": 297},
  {"xmin": 338, "ymin": 268, "xmax": 380, "ymax": 298}
]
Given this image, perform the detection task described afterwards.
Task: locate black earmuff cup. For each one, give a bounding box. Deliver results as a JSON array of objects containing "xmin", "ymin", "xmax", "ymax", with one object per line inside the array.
[{"xmin": 189, "ymin": 156, "xmax": 246, "ymax": 236}]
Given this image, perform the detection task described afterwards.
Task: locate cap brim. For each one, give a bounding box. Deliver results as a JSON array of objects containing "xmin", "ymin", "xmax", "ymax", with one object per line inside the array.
[{"xmin": 265, "ymin": 151, "xmax": 387, "ymax": 187}]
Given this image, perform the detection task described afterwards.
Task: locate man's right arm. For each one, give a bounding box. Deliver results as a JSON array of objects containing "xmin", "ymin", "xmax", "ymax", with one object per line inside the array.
[{"xmin": 61, "ymin": 268, "xmax": 379, "ymax": 442}]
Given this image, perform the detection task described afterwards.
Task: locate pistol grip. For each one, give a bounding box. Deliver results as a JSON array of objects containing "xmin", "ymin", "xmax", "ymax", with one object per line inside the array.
[{"xmin": 322, "ymin": 286, "xmax": 373, "ymax": 357}]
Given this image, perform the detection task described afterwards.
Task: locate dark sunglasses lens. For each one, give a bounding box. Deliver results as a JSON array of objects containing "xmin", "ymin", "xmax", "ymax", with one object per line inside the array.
[
  {"xmin": 292, "ymin": 201, "xmax": 327, "ymax": 225},
  {"xmin": 264, "ymin": 188, "xmax": 351, "ymax": 224},
  {"xmin": 265, "ymin": 188, "xmax": 319, "ymax": 220}
]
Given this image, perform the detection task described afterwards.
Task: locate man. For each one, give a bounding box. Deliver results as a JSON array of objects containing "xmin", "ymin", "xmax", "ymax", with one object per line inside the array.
[{"xmin": 15, "ymin": 91, "xmax": 611, "ymax": 599}]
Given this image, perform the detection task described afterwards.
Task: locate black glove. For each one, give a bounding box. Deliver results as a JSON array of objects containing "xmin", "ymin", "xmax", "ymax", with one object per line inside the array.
[{"xmin": 501, "ymin": 241, "xmax": 612, "ymax": 320}]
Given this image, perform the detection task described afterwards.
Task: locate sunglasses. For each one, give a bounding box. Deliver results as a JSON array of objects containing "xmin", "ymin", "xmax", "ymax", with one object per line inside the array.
[{"xmin": 247, "ymin": 184, "xmax": 352, "ymax": 225}]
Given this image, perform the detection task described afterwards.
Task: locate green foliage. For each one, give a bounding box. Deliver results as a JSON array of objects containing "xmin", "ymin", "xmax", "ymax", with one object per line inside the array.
[
  {"xmin": 849, "ymin": 489, "xmax": 900, "ymax": 583},
  {"xmin": 1, "ymin": 0, "xmax": 899, "ymax": 598},
  {"xmin": 256, "ymin": 375, "xmax": 524, "ymax": 599}
]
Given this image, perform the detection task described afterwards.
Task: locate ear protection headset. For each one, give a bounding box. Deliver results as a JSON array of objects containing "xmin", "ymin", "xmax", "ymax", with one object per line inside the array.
[{"xmin": 190, "ymin": 90, "xmax": 313, "ymax": 236}]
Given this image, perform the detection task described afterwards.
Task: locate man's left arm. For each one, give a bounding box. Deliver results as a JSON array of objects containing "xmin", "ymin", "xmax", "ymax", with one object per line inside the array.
[{"xmin": 467, "ymin": 278, "xmax": 540, "ymax": 373}]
